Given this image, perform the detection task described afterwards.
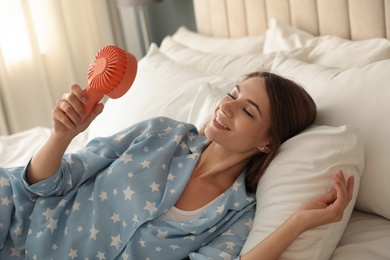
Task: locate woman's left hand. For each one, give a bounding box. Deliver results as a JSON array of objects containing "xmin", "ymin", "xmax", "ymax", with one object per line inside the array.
[{"xmin": 293, "ymin": 170, "xmax": 354, "ymax": 232}]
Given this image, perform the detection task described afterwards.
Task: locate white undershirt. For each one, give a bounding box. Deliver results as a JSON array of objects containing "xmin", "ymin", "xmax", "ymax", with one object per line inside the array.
[{"xmin": 159, "ymin": 195, "xmax": 221, "ymax": 222}]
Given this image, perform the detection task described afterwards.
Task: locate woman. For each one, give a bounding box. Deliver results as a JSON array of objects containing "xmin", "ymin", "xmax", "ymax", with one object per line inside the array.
[{"xmin": 0, "ymin": 71, "xmax": 353, "ymax": 259}]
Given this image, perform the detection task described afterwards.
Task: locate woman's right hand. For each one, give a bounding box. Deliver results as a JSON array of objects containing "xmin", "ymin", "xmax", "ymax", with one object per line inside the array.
[{"xmin": 53, "ymin": 84, "xmax": 104, "ymax": 139}]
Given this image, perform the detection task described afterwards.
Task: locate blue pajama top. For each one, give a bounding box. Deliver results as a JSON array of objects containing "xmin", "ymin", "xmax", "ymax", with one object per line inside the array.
[{"xmin": 0, "ymin": 117, "xmax": 256, "ymax": 260}]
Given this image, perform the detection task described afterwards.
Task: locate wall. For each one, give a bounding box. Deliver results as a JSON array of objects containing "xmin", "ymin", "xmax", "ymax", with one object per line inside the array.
[
  {"xmin": 118, "ymin": 0, "xmax": 196, "ymax": 59},
  {"xmin": 146, "ymin": 0, "xmax": 196, "ymax": 45}
]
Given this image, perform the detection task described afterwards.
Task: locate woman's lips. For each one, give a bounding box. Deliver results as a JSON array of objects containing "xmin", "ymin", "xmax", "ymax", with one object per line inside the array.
[{"xmin": 214, "ymin": 116, "xmax": 230, "ymax": 130}]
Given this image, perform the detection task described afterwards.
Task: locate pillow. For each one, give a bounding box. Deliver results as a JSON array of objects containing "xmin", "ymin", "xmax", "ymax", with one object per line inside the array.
[
  {"xmin": 187, "ymin": 78, "xmax": 238, "ymax": 130},
  {"xmin": 271, "ymin": 55, "xmax": 390, "ymax": 220},
  {"xmin": 160, "ymin": 36, "xmax": 276, "ymax": 78},
  {"xmin": 241, "ymin": 125, "xmax": 364, "ymax": 260},
  {"xmin": 172, "ymin": 26, "xmax": 264, "ymax": 55},
  {"xmin": 87, "ymin": 44, "xmax": 234, "ymax": 139},
  {"xmin": 264, "ymin": 18, "xmax": 390, "ymax": 68}
]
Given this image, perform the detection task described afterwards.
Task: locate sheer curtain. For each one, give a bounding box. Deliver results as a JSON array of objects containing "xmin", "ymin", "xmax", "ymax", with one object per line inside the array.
[{"xmin": 0, "ymin": 0, "xmax": 124, "ymax": 135}]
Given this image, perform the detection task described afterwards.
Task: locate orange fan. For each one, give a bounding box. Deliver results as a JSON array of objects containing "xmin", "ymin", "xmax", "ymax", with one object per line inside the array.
[{"xmin": 83, "ymin": 45, "xmax": 138, "ymax": 116}]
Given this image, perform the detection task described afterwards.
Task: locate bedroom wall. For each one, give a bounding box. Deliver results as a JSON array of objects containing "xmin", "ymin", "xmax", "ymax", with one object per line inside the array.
[
  {"xmin": 146, "ymin": 0, "xmax": 196, "ymax": 45},
  {"xmin": 119, "ymin": 0, "xmax": 196, "ymax": 58}
]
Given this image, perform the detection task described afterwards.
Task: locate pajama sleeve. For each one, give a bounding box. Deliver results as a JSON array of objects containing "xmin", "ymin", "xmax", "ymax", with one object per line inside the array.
[
  {"xmin": 189, "ymin": 207, "xmax": 255, "ymax": 260},
  {"xmin": 22, "ymin": 118, "xmax": 165, "ymax": 197}
]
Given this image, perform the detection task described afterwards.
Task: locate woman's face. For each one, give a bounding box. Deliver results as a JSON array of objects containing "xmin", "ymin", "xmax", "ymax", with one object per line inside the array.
[{"xmin": 205, "ymin": 77, "xmax": 273, "ymax": 155}]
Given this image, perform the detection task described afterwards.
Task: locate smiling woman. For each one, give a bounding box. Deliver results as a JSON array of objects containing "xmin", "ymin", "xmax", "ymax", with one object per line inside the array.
[{"xmin": 0, "ymin": 0, "xmax": 121, "ymax": 135}]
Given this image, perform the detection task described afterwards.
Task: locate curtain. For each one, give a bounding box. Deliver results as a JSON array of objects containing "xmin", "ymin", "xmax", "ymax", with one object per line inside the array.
[{"xmin": 0, "ymin": 0, "xmax": 124, "ymax": 135}]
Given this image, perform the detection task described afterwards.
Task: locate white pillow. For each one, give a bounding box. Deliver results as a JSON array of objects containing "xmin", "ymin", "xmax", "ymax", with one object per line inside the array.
[
  {"xmin": 187, "ymin": 78, "xmax": 238, "ymax": 129},
  {"xmin": 172, "ymin": 26, "xmax": 264, "ymax": 55},
  {"xmin": 241, "ymin": 125, "xmax": 364, "ymax": 260},
  {"xmin": 160, "ymin": 36, "xmax": 276, "ymax": 79},
  {"xmin": 271, "ymin": 56, "xmax": 390, "ymax": 220},
  {"xmin": 264, "ymin": 18, "xmax": 390, "ymax": 68},
  {"xmin": 87, "ymin": 44, "xmax": 234, "ymax": 139}
]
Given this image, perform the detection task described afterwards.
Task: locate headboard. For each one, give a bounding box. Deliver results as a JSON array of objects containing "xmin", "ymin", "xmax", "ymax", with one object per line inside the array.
[{"xmin": 193, "ymin": 0, "xmax": 390, "ymax": 40}]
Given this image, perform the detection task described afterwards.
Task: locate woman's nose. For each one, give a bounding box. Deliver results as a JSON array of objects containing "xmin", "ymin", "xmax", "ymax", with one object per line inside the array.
[{"xmin": 219, "ymin": 101, "xmax": 235, "ymax": 117}]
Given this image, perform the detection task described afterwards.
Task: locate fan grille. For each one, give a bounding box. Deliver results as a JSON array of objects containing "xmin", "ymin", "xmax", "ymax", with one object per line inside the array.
[{"xmin": 87, "ymin": 45, "xmax": 129, "ymax": 95}]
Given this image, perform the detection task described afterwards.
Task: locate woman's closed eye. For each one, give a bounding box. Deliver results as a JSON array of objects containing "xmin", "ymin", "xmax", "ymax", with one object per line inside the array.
[{"xmin": 226, "ymin": 93, "xmax": 254, "ymax": 118}]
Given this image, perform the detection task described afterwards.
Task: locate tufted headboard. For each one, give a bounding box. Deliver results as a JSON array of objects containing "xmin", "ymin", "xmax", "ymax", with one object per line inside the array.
[{"xmin": 193, "ymin": 0, "xmax": 390, "ymax": 40}]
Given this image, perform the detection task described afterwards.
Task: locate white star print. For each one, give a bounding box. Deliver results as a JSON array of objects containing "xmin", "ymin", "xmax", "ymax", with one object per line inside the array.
[
  {"xmin": 219, "ymin": 252, "xmax": 232, "ymax": 260},
  {"xmin": 132, "ymin": 214, "xmax": 139, "ymax": 224},
  {"xmin": 120, "ymin": 153, "xmax": 133, "ymax": 164},
  {"xmin": 111, "ymin": 212, "xmax": 120, "ymax": 223},
  {"xmin": 52, "ymin": 244, "xmax": 58, "ymax": 251},
  {"xmin": 10, "ymin": 247, "xmax": 21, "ymax": 257},
  {"xmin": 58, "ymin": 199, "xmax": 67, "ymax": 207},
  {"xmin": 164, "ymin": 126, "xmax": 173, "ymax": 133},
  {"xmin": 1, "ymin": 196, "xmax": 11, "ymax": 206},
  {"xmin": 68, "ymin": 249, "xmax": 78, "ymax": 259},
  {"xmin": 123, "ymin": 186, "xmax": 135, "ymax": 200},
  {"xmin": 169, "ymin": 244, "xmax": 180, "ymax": 250},
  {"xmin": 188, "ymin": 132, "xmax": 196, "ymax": 141},
  {"xmin": 122, "ymin": 252, "xmax": 129, "ymax": 260},
  {"xmin": 177, "ymin": 162, "xmax": 184, "ymax": 168},
  {"xmin": 173, "ymin": 135, "xmax": 182, "ymax": 144},
  {"xmin": 149, "ymin": 181, "xmax": 160, "ymax": 192},
  {"xmin": 232, "ymin": 181, "xmax": 241, "ymax": 191},
  {"xmin": 90, "ymin": 225, "xmax": 99, "ymax": 240},
  {"xmin": 156, "ymin": 229, "xmax": 168, "ymax": 239},
  {"xmin": 0, "ymin": 176, "xmax": 10, "ymax": 187},
  {"xmin": 155, "ymin": 246, "xmax": 162, "ymax": 252},
  {"xmin": 42, "ymin": 207, "xmax": 54, "ymax": 220},
  {"xmin": 167, "ymin": 173, "xmax": 175, "ymax": 180},
  {"xmin": 138, "ymin": 239, "xmax": 146, "ymax": 247},
  {"xmin": 183, "ymin": 235, "xmax": 195, "ymax": 241},
  {"xmin": 111, "ymin": 234, "xmax": 122, "ymax": 248},
  {"xmin": 187, "ymin": 153, "xmax": 199, "ymax": 160},
  {"xmin": 216, "ymin": 205, "xmax": 225, "ymax": 214},
  {"xmin": 180, "ymin": 142, "xmax": 188, "ymax": 149},
  {"xmin": 96, "ymin": 251, "xmax": 106, "ymax": 260},
  {"xmin": 222, "ymin": 229, "xmax": 234, "ymax": 236},
  {"xmin": 72, "ymin": 202, "xmax": 80, "ymax": 211},
  {"xmin": 143, "ymin": 146, "xmax": 149, "ymax": 153},
  {"xmin": 36, "ymin": 231, "xmax": 43, "ymax": 238},
  {"xmin": 226, "ymin": 242, "xmax": 236, "ymax": 250},
  {"xmin": 14, "ymin": 226, "xmax": 22, "ymax": 237},
  {"xmin": 140, "ymin": 160, "xmax": 151, "ymax": 168},
  {"xmin": 47, "ymin": 218, "xmax": 58, "ymax": 233},
  {"xmin": 99, "ymin": 191, "xmax": 108, "ymax": 201},
  {"xmin": 144, "ymin": 201, "xmax": 157, "ymax": 214}
]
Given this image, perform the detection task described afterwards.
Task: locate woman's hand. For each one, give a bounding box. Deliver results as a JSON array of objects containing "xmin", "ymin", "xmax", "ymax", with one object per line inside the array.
[
  {"xmin": 53, "ymin": 84, "xmax": 104, "ymax": 139},
  {"xmin": 293, "ymin": 170, "xmax": 355, "ymax": 232},
  {"xmin": 27, "ymin": 84, "xmax": 104, "ymax": 184}
]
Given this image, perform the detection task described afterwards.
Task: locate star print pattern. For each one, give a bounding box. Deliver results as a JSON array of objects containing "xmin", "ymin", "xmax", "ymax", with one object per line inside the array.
[{"xmin": 0, "ymin": 117, "xmax": 255, "ymax": 259}]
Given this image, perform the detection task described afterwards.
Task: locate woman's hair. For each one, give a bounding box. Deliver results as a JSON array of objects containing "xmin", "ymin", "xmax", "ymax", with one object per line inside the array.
[{"xmin": 243, "ymin": 71, "xmax": 317, "ymax": 192}]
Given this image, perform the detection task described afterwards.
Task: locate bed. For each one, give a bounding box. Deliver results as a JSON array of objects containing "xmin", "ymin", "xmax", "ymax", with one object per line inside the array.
[{"xmin": 1, "ymin": 0, "xmax": 390, "ymax": 259}]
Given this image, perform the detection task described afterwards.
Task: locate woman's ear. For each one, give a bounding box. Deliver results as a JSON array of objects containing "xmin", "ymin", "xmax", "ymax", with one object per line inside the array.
[
  {"xmin": 258, "ymin": 140, "xmax": 273, "ymax": 153},
  {"xmin": 258, "ymin": 144, "xmax": 272, "ymax": 153}
]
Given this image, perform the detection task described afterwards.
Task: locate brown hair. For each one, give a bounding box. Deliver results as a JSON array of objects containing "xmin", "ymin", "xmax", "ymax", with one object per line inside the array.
[{"xmin": 244, "ymin": 71, "xmax": 317, "ymax": 192}]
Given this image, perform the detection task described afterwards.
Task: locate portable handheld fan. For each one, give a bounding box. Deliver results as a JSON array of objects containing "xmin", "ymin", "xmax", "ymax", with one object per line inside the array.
[{"xmin": 83, "ymin": 45, "xmax": 138, "ymax": 116}]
